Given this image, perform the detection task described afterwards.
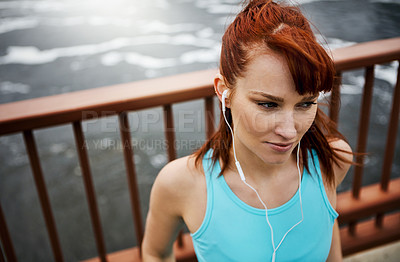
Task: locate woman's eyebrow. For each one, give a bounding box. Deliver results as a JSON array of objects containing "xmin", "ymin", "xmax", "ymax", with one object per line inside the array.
[
  {"xmin": 249, "ymin": 91, "xmax": 284, "ymax": 102},
  {"xmin": 301, "ymin": 94, "xmax": 319, "ymax": 101},
  {"xmin": 249, "ymin": 91, "xmax": 318, "ymax": 102}
]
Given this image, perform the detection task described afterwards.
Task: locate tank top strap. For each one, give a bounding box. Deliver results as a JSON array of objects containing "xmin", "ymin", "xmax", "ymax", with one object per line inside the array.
[
  {"xmin": 202, "ymin": 149, "xmax": 221, "ymax": 180},
  {"xmin": 309, "ymin": 148, "xmax": 321, "ymax": 173},
  {"xmin": 192, "ymin": 149, "xmax": 218, "ymax": 239},
  {"xmin": 308, "ymin": 148, "xmax": 339, "ymax": 219}
]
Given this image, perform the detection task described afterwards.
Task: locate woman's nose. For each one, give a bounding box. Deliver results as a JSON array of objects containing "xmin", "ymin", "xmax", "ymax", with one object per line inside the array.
[{"xmin": 274, "ymin": 112, "xmax": 297, "ymax": 140}]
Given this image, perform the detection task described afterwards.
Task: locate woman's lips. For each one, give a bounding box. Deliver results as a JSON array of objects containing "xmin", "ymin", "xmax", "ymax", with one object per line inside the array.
[{"xmin": 265, "ymin": 142, "xmax": 294, "ymax": 153}]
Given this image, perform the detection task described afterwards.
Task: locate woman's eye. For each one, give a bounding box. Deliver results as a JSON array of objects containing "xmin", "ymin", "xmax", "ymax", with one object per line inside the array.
[
  {"xmin": 298, "ymin": 102, "xmax": 317, "ymax": 109},
  {"xmin": 258, "ymin": 102, "xmax": 278, "ymax": 109}
]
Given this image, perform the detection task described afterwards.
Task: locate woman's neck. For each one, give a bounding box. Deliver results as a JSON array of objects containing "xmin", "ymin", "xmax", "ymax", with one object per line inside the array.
[{"xmin": 228, "ymin": 139, "xmax": 299, "ymax": 185}]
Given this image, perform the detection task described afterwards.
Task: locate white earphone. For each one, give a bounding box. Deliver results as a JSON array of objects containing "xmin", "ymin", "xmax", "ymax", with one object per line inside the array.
[
  {"xmin": 222, "ymin": 89, "xmax": 228, "ymax": 113},
  {"xmin": 220, "ymin": 88, "xmax": 303, "ymax": 262},
  {"xmin": 222, "ymin": 89, "xmax": 246, "ymax": 181}
]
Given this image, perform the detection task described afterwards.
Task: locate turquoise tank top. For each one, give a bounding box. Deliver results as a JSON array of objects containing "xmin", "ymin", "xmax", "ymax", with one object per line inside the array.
[{"xmin": 190, "ymin": 149, "xmax": 338, "ymax": 262}]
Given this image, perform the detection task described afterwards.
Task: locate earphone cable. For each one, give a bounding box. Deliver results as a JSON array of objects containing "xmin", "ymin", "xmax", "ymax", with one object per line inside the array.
[
  {"xmin": 223, "ymin": 110, "xmax": 277, "ymax": 251},
  {"xmin": 222, "ymin": 106, "xmax": 304, "ymax": 262}
]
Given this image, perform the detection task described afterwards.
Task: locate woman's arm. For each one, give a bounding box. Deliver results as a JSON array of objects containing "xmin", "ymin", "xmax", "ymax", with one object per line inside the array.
[
  {"xmin": 142, "ymin": 159, "xmax": 187, "ymax": 261},
  {"xmin": 327, "ymin": 220, "xmax": 342, "ymax": 262},
  {"xmin": 326, "ymin": 139, "xmax": 353, "ymax": 262}
]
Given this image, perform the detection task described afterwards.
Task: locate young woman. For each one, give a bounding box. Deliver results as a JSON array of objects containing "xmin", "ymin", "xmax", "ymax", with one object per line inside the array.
[{"xmin": 142, "ymin": 1, "xmax": 353, "ymax": 261}]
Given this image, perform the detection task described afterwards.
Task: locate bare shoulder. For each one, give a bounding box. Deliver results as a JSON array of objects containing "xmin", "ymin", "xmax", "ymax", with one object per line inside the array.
[
  {"xmin": 329, "ymin": 138, "xmax": 353, "ymax": 187},
  {"xmin": 143, "ymin": 155, "xmax": 204, "ymax": 258},
  {"xmin": 320, "ymin": 139, "xmax": 353, "ymax": 209},
  {"xmin": 151, "ymin": 155, "xmax": 204, "ymax": 215},
  {"xmin": 155, "ymin": 155, "xmax": 203, "ymax": 191}
]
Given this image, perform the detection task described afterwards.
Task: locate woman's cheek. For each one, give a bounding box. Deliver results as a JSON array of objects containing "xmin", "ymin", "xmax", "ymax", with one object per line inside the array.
[
  {"xmin": 295, "ymin": 109, "xmax": 317, "ymax": 134},
  {"xmin": 242, "ymin": 110, "xmax": 275, "ymax": 135}
]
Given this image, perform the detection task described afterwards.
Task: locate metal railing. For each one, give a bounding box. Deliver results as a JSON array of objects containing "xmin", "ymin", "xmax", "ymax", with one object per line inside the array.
[
  {"xmin": 0, "ymin": 37, "xmax": 400, "ymax": 261},
  {"xmin": 331, "ymin": 38, "xmax": 400, "ymax": 255}
]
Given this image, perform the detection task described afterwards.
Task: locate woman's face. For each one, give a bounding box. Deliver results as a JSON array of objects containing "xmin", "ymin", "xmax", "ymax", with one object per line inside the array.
[{"xmin": 229, "ymin": 51, "xmax": 318, "ymax": 165}]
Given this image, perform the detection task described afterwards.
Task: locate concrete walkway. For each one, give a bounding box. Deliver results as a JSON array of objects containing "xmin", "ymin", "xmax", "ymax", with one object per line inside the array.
[{"xmin": 344, "ymin": 241, "xmax": 400, "ymax": 262}]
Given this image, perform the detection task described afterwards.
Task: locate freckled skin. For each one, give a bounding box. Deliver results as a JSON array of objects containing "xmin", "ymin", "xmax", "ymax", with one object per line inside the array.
[{"xmin": 227, "ymin": 51, "xmax": 318, "ymax": 168}]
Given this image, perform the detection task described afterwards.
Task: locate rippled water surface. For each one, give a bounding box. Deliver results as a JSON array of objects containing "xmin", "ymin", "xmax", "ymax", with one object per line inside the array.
[{"xmin": 1, "ymin": 0, "xmax": 400, "ymax": 261}]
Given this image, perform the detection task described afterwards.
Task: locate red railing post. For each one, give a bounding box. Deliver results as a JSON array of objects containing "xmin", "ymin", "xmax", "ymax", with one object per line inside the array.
[
  {"xmin": 380, "ymin": 61, "xmax": 400, "ymax": 191},
  {"xmin": 348, "ymin": 66, "xmax": 375, "ymax": 235},
  {"xmin": 0, "ymin": 203, "xmax": 17, "ymax": 262},
  {"xmin": 23, "ymin": 130, "xmax": 64, "ymax": 262},
  {"xmin": 163, "ymin": 104, "xmax": 177, "ymax": 162},
  {"xmin": 73, "ymin": 122, "xmax": 107, "ymax": 262},
  {"xmin": 118, "ymin": 112, "xmax": 144, "ymax": 253},
  {"xmin": 352, "ymin": 66, "xmax": 375, "ymax": 199},
  {"xmin": 330, "ymin": 72, "xmax": 342, "ymax": 126}
]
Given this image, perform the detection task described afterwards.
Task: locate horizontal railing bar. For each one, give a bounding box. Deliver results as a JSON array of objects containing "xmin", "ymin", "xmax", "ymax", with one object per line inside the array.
[
  {"xmin": 337, "ymin": 178, "xmax": 400, "ymax": 224},
  {"xmin": 72, "ymin": 122, "xmax": 107, "ymax": 262},
  {"xmin": 0, "ymin": 70, "xmax": 216, "ymax": 136},
  {"xmin": 333, "ymin": 37, "xmax": 400, "ymax": 71},
  {"xmin": 0, "ymin": 203, "xmax": 18, "ymax": 262},
  {"xmin": 340, "ymin": 212, "xmax": 400, "ymax": 256},
  {"xmin": 22, "ymin": 130, "xmax": 64, "ymax": 262},
  {"xmin": 81, "ymin": 233, "xmax": 196, "ymax": 262},
  {"xmin": 85, "ymin": 206, "xmax": 400, "ymax": 261},
  {"xmin": 1, "ymin": 38, "xmax": 400, "ymax": 136},
  {"xmin": 118, "ymin": 113, "xmax": 144, "ymax": 251}
]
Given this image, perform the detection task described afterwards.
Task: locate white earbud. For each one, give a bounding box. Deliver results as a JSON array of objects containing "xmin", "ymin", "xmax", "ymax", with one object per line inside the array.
[{"xmin": 222, "ymin": 89, "xmax": 228, "ymax": 113}]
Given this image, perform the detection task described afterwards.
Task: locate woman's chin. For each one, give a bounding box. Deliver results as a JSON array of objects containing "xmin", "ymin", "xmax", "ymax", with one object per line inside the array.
[{"xmin": 258, "ymin": 147, "xmax": 296, "ymax": 165}]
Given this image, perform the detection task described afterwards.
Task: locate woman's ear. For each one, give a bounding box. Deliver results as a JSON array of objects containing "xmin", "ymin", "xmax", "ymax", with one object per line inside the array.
[{"xmin": 214, "ymin": 73, "xmax": 231, "ymax": 108}]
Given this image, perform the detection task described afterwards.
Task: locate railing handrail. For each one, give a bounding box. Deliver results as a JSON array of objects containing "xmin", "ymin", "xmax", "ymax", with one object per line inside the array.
[
  {"xmin": 1, "ymin": 37, "xmax": 400, "ymax": 136},
  {"xmin": 1, "ymin": 37, "xmax": 400, "ymax": 262},
  {"xmin": 0, "ymin": 69, "xmax": 217, "ymax": 136},
  {"xmin": 333, "ymin": 37, "xmax": 400, "ymax": 71}
]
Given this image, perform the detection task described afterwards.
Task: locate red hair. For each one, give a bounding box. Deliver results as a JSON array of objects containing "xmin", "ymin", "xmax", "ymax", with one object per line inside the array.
[{"xmin": 193, "ymin": 0, "xmax": 351, "ymax": 186}]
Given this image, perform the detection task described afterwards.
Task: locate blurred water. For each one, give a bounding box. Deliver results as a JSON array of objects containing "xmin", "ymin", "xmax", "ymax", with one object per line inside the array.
[{"xmin": 0, "ymin": 0, "xmax": 399, "ymax": 261}]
